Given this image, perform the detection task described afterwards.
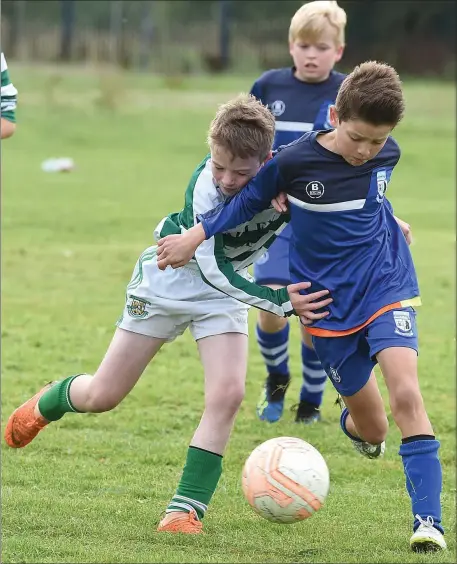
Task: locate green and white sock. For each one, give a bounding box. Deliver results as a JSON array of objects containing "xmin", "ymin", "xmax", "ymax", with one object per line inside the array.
[
  {"xmin": 167, "ymin": 446, "xmax": 223, "ymax": 519},
  {"xmin": 37, "ymin": 375, "xmax": 83, "ymax": 421}
]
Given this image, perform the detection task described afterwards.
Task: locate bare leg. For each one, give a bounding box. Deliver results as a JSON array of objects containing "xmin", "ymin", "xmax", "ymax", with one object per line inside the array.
[
  {"xmin": 341, "ymin": 371, "xmax": 389, "ymax": 445},
  {"xmin": 37, "ymin": 328, "xmax": 166, "ymax": 415},
  {"xmin": 377, "ymin": 347, "xmax": 433, "ymax": 438},
  {"xmin": 192, "ymin": 332, "xmax": 248, "ymax": 454}
]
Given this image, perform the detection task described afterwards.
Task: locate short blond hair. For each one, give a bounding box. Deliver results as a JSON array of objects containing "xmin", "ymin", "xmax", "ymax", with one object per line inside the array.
[
  {"xmin": 208, "ymin": 94, "xmax": 275, "ymax": 162},
  {"xmin": 289, "ymin": 1, "xmax": 347, "ymax": 47}
]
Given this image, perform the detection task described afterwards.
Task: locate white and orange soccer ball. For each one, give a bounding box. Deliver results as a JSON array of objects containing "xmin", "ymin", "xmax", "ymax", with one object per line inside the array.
[{"xmin": 242, "ymin": 436, "xmax": 330, "ymax": 524}]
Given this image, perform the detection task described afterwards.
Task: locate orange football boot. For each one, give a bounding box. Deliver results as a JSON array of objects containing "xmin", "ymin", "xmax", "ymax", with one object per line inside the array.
[
  {"xmin": 157, "ymin": 510, "xmax": 203, "ymax": 534},
  {"xmin": 4, "ymin": 383, "xmax": 54, "ymax": 448}
]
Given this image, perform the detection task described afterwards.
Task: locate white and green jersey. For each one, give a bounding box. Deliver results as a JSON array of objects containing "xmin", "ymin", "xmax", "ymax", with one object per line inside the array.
[
  {"xmin": 1, "ymin": 53, "xmax": 17, "ymax": 123},
  {"xmin": 155, "ymin": 155, "xmax": 295, "ymax": 317}
]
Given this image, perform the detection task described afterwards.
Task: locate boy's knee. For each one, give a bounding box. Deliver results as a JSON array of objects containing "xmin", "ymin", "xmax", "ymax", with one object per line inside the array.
[
  {"xmin": 258, "ymin": 309, "xmax": 287, "ymax": 333},
  {"xmin": 224, "ymin": 381, "xmax": 245, "ymax": 412},
  {"xmin": 357, "ymin": 415, "xmax": 389, "ymax": 445},
  {"xmin": 361, "ymin": 425, "xmax": 388, "ymax": 446},
  {"xmin": 86, "ymin": 387, "xmax": 121, "ymax": 413},
  {"xmin": 390, "ymin": 386, "xmax": 425, "ymax": 421},
  {"xmin": 207, "ymin": 381, "xmax": 245, "ymax": 416}
]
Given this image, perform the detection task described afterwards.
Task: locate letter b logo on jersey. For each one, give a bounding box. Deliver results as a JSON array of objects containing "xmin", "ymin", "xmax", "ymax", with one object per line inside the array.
[{"xmin": 306, "ymin": 181, "xmax": 325, "ymax": 199}]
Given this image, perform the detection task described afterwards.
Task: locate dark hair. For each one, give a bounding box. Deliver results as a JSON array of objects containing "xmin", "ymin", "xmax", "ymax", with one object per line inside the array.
[{"xmin": 335, "ymin": 61, "xmax": 405, "ymax": 126}]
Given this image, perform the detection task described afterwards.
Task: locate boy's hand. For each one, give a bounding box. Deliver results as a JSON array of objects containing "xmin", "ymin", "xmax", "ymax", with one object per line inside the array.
[
  {"xmin": 271, "ymin": 192, "xmax": 288, "ymax": 213},
  {"xmin": 394, "ymin": 216, "xmax": 413, "ymax": 245},
  {"xmin": 287, "ymin": 282, "xmax": 333, "ymax": 324},
  {"xmin": 157, "ymin": 224, "xmax": 206, "ymax": 270}
]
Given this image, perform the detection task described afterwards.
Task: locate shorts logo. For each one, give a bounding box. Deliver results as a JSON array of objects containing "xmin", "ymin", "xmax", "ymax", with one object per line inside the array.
[
  {"xmin": 270, "ymin": 100, "xmax": 285, "ymax": 117},
  {"xmin": 234, "ymin": 312, "xmax": 249, "ymax": 324},
  {"xmin": 306, "ymin": 181, "xmax": 325, "ymax": 199},
  {"xmin": 255, "ymin": 251, "xmax": 269, "ymax": 265},
  {"xmin": 376, "ymin": 170, "xmax": 388, "ymax": 203},
  {"xmin": 127, "ymin": 296, "xmax": 150, "ymax": 318},
  {"xmin": 329, "ymin": 367, "xmax": 341, "ymax": 383},
  {"xmin": 393, "ymin": 310, "xmax": 413, "ymax": 336}
]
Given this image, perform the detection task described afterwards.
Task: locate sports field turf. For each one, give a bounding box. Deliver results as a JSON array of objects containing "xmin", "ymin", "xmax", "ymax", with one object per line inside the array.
[{"xmin": 2, "ymin": 65, "xmax": 455, "ymax": 563}]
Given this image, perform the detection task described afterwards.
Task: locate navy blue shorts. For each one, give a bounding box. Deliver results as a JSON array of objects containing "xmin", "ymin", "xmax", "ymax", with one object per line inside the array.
[
  {"xmin": 253, "ymin": 226, "xmax": 291, "ymax": 286},
  {"xmin": 312, "ymin": 307, "xmax": 418, "ymax": 397}
]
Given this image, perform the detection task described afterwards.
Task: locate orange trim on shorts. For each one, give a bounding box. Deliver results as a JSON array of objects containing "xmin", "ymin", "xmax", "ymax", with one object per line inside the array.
[{"xmin": 305, "ymin": 297, "xmax": 422, "ymax": 338}]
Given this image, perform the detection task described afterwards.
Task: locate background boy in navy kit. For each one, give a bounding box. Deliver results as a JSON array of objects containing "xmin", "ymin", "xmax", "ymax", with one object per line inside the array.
[{"xmin": 249, "ymin": 1, "xmax": 347, "ymax": 424}]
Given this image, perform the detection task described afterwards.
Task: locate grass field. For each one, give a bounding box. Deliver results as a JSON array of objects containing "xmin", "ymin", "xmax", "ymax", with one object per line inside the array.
[{"xmin": 1, "ymin": 65, "xmax": 456, "ymax": 563}]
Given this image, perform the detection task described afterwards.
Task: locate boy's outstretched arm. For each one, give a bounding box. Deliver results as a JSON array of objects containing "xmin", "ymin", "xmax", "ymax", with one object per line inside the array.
[
  {"xmin": 157, "ymin": 157, "xmax": 286, "ymax": 269},
  {"xmin": 156, "ymin": 230, "xmax": 332, "ymax": 322},
  {"xmin": 156, "ymin": 192, "xmax": 289, "ymax": 271},
  {"xmin": 195, "ymin": 233, "xmax": 331, "ymax": 322},
  {"xmin": 157, "ymin": 226, "xmax": 206, "ymax": 269},
  {"xmin": 1, "ymin": 118, "xmax": 16, "ymax": 139},
  {"xmin": 198, "ymin": 156, "xmax": 285, "ymax": 239}
]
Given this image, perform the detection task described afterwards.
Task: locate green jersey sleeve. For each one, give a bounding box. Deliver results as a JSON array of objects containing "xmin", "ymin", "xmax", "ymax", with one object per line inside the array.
[
  {"xmin": 1, "ymin": 53, "xmax": 17, "ymax": 123},
  {"xmin": 191, "ymin": 164, "xmax": 294, "ymax": 317},
  {"xmin": 196, "ymin": 233, "xmax": 294, "ymax": 317}
]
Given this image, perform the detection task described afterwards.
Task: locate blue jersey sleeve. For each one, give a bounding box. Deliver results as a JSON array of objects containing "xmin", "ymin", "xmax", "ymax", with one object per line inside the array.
[
  {"xmin": 198, "ymin": 158, "xmax": 285, "ymax": 239},
  {"xmin": 384, "ymin": 197, "xmax": 394, "ymax": 214},
  {"xmin": 250, "ymin": 79, "xmax": 264, "ymax": 103}
]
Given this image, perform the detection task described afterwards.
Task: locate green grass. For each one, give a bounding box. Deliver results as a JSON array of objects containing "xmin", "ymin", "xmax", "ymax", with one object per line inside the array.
[{"xmin": 2, "ymin": 65, "xmax": 456, "ymax": 563}]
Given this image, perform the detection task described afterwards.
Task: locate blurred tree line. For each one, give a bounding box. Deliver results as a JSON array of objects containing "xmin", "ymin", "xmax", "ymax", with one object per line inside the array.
[{"xmin": 1, "ymin": 0, "xmax": 455, "ymax": 77}]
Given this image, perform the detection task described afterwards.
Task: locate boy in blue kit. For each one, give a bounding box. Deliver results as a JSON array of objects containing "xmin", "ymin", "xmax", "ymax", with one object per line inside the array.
[
  {"xmin": 156, "ymin": 61, "xmax": 446, "ymax": 552},
  {"xmin": 250, "ymin": 1, "xmax": 347, "ymax": 424}
]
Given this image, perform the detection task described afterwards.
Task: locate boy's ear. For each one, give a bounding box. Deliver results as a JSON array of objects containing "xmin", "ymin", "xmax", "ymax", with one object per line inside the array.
[
  {"xmin": 334, "ymin": 44, "xmax": 344, "ymax": 63},
  {"xmin": 264, "ymin": 150, "xmax": 273, "ymax": 164},
  {"xmin": 329, "ymin": 105, "xmax": 339, "ymax": 127}
]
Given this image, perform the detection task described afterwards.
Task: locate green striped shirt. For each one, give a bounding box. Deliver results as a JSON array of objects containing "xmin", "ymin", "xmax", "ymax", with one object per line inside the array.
[
  {"xmin": 1, "ymin": 53, "xmax": 17, "ymax": 123},
  {"xmin": 155, "ymin": 155, "xmax": 295, "ymax": 317}
]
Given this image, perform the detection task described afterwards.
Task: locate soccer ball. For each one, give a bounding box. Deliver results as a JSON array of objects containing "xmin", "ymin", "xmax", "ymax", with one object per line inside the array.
[{"xmin": 241, "ymin": 436, "xmax": 329, "ymax": 524}]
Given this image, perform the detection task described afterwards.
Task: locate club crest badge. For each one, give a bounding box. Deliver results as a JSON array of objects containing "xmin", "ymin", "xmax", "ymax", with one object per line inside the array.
[
  {"xmin": 329, "ymin": 367, "xmax": 341, "ymax": 383},
  {"xmin": 127, "ymin": 296, "xmax": 150, "ymax": 318},
  {"xmin": 393, "ymin": 310, "xmax": 413, "ymax": 336},
  {"xmin": 376, "ymin": 170, "xmax": 388, "ymax": 203},
  {"xmin": 270, "ymin": 100, "xmax": 286, "ymax": 117}
]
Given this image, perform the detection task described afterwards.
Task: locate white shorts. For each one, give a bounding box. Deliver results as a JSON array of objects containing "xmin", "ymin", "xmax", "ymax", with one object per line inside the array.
[{"xmin": 117, "ymin": 246, "xmax": 250, "ymax": 342}]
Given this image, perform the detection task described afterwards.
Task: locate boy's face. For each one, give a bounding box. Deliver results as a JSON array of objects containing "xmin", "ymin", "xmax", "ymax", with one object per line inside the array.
[
  {"xmin": 329, "ymin": 106, "xmax": 393, "ymax": 166},
  {"xmin": 289, "ymin": 23, "xmax": 343, "ymax": 83},
  {"xmin": 210, "ymin": 144, "xmax": 265, "ymax": 196}
]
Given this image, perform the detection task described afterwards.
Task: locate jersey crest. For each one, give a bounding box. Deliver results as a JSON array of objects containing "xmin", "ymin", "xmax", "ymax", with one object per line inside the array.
[{"xmin": 270, "ymin": 100, "xmax": 286, "ymax": 116}]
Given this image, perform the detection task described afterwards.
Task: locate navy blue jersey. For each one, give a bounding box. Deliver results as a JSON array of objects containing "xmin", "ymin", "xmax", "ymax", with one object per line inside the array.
[
  {"xmin": 198, "ymin": 131, "xmax": 420, "ymax": 335},
  {"xmin": 250, "ymin": 67, "xmax": 346, "ymax": 149}
]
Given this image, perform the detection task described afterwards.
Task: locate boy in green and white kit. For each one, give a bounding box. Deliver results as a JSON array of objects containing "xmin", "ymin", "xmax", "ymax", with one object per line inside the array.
[
  {"xmin": 1, "ymin": 52, "xmax": 18, "ymax": 139},
  {"xmin": 5, "ymin": 94, "xmax": 332, "ymax": 534}
]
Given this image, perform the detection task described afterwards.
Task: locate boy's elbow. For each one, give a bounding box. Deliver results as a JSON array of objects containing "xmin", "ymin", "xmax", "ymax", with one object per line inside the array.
[{"xmin": 1, "ymin": 119, "xmax": 17, "ymax": 139}]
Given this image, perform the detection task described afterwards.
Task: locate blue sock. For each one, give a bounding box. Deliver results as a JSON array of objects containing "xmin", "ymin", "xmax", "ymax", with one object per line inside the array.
[
  {"xmin": 256, "ymin": 324, "xmax": 290, "ymax": 378},
  {"xmin": 399, "ymin": 437, "xmax": 444, "ymax": 534},
  {"xmin": 299, "ymin": 343, "xmax": 327, "ymax": 407},
  {"xmin": 340, "ymin": 407, "xmax": 363, "ymax": 442}
]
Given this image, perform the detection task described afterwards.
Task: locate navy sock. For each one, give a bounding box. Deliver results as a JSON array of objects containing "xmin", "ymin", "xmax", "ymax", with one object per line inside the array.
[
  {"xmin": 339, "ymin": 407, "xmax": 362, "ymax": 442},
  {"xmin": 256, "ymin": 324, "xmax": 290, "ymax": 377},
  {"xmin": 399, "ymin": 437, "xmax": 444, "ymax": 534},
  {"xmin": 299, "ymin": 343, "xmax": 327, "ymax": 407}
]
